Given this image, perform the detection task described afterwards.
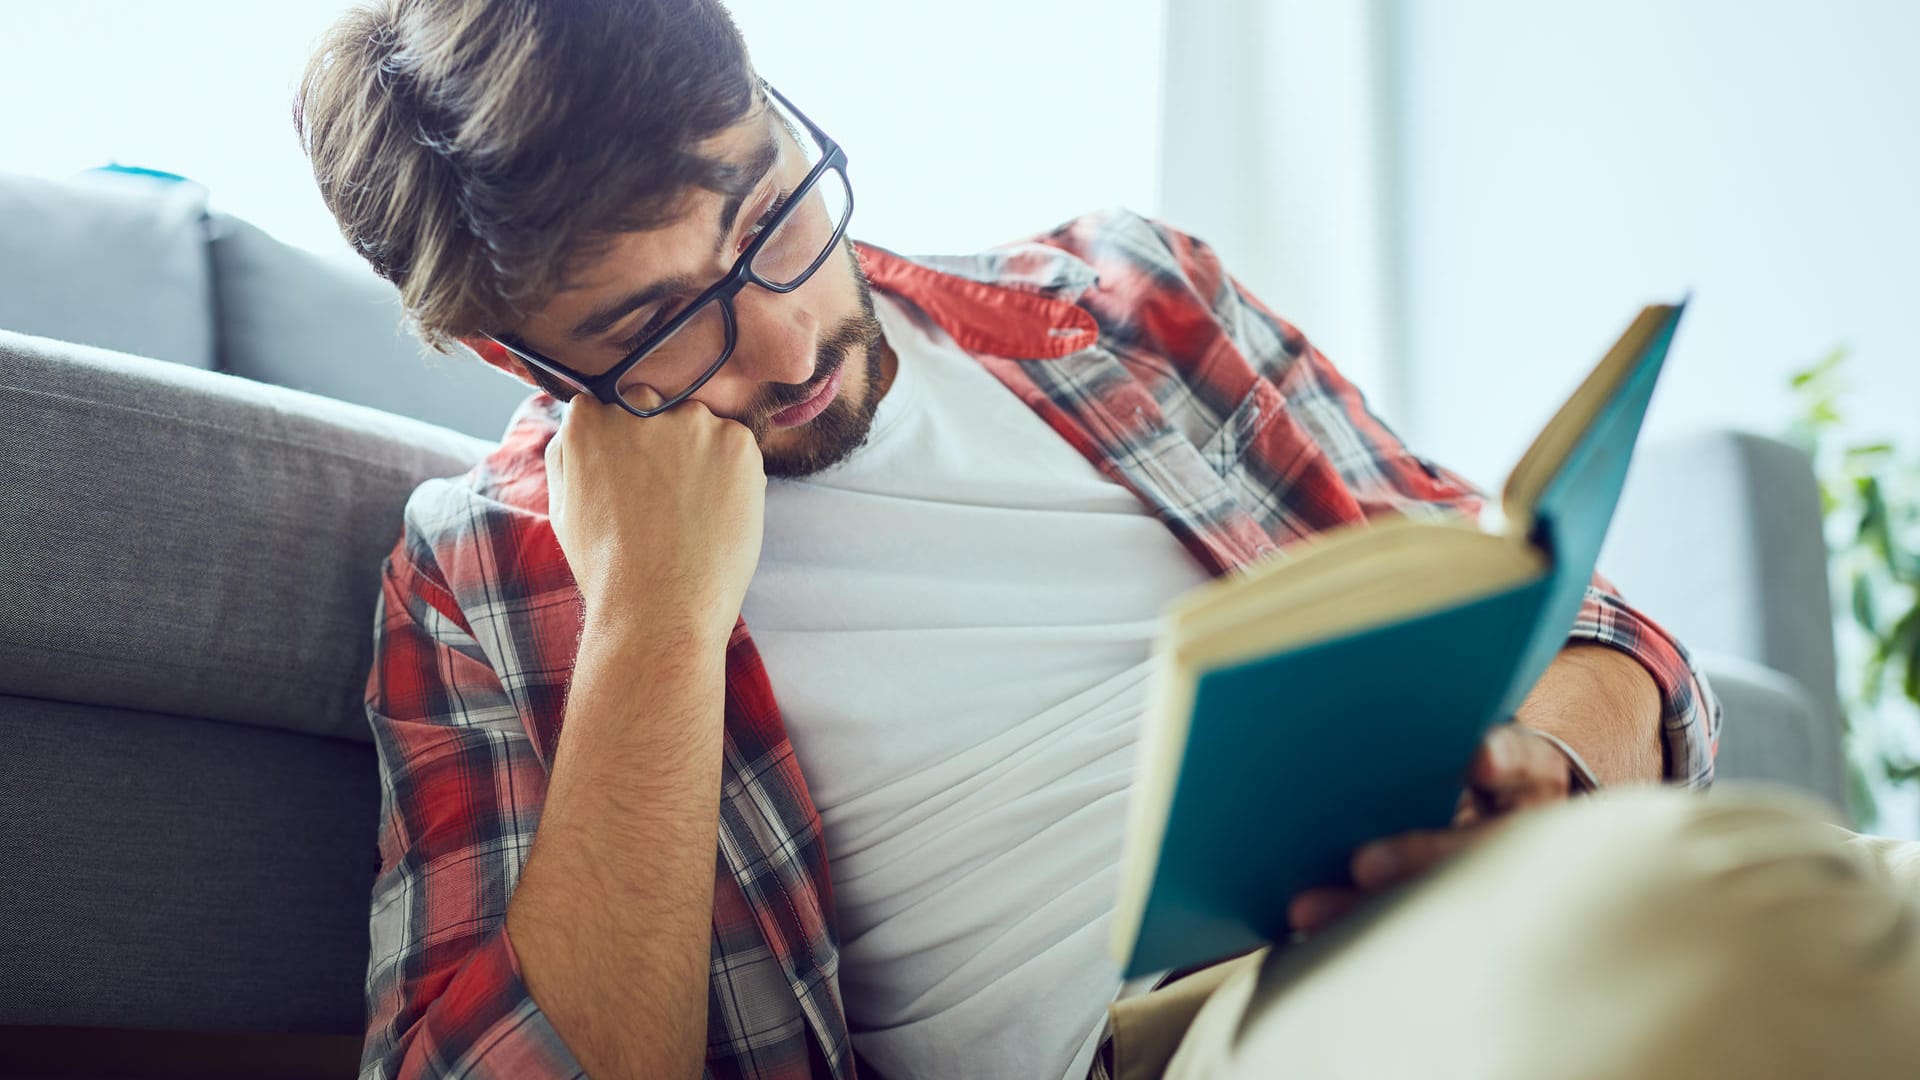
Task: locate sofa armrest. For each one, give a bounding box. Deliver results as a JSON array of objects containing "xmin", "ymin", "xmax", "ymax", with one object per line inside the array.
[
  {"xmin": 1600, "ymin": 430, "xmax": 1842, "ymax": 738},
  {"xmin": 1697, "ymin": 651, "xmax": 1851, "ymax": 825}
]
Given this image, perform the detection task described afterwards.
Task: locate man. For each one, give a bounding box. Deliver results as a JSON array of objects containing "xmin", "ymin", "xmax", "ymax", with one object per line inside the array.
[{"xmin": 297, "ymin": 2, "xmax": 1920, "ymax": 1079}]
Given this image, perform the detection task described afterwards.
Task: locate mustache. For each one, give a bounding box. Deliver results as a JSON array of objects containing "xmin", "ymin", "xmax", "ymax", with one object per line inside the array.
[{"xmin": 761, "ymin": 310, "xmax": 884, "ymax": 413}]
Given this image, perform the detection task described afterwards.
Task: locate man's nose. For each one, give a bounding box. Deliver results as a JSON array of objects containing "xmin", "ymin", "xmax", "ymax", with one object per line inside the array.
[{"xmin": 725, "ymin": 287, "xmax": 818, "ymax": 388}]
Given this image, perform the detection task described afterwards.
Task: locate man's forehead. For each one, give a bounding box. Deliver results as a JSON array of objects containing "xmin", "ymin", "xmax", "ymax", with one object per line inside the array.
[
  {"xmin": 699, "ymin": 99, "xmax": 780, "ymax": 188},
  {"xmin": 579, "ymin": 99, "xmax": 779, "ymax": 232},
  {"xmin": 540, "ymin": 104, "xmax": 788, "ymax": 340},
  {"xmin": 615, "ymin": 103, "xmax": 783, "ymax": 244}
]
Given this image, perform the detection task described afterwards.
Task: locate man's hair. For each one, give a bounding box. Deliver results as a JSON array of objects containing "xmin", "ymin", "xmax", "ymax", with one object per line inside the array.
[{"xmin": 294, "ymin": 0, "xmax": 758, "ymax": 350}]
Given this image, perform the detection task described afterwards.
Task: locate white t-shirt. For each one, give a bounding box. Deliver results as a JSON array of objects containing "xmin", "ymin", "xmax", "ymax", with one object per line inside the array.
[{"xmin": 739, "ymin": 289, "xmax": 1211, "ymax": 1079}]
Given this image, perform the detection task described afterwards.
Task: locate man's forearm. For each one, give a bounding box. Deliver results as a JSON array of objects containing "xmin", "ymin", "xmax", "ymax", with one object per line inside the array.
[
  {"xmin": 1515, "ymin": 644, "xmax": 1664, "ymax": 785},
  {"xmin": 505, "ymin": 606, "xmax": 730, "ymax": 1080}
]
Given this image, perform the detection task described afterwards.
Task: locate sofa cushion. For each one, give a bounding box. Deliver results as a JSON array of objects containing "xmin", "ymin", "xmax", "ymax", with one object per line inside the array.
[
  {"xmin": 0, "ymin": 694, "xmax": 377, "ymax": 1034},
  {"xmin": 0, "ymin": 329, "xmax": 494, "ymax": 742},
  {"xmin": 208, "ymin": 212, "xmax": 533, "ymax": 441},
  {"xmin": 1696, "ymin": 652, "xmax": 1851, "ymax": 822},
  {"xmin": 0, "ymin": 170, "xmax": 216, "ymax": 369}
]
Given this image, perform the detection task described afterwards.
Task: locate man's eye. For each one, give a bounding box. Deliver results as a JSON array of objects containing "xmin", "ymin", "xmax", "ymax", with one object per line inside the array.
[
  {"xmin": 617, "ymin": 308, "xmax": 676, "ymax": 354},
  {"xmin": 745, "ymin": 189, "xmax": 793, "ymax": 246}
]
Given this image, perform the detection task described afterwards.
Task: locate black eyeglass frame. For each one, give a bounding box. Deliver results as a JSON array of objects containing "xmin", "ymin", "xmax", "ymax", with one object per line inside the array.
[{"xmin": 483, "ymin": 80, "xmax": 852, "ymax": 418}]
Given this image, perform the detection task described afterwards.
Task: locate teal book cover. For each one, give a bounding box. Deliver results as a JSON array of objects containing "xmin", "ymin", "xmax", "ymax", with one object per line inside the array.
[{"xmin": 1116, "ymin": 303, "xmax": 1686, "ymax": 978}]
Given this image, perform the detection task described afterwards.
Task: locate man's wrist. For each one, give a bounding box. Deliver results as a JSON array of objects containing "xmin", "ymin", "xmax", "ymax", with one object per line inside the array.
[
  {"xmin": 1516, "ymin": 644, "xmax": 1665, "ymax": 785},
  {"xmin": 1514, "ymin": 725, "xmax": 1603, "ymax": 794},
  {"xmin": 583, "ymin": 593, "xmax": 736, "ymax": 657}
]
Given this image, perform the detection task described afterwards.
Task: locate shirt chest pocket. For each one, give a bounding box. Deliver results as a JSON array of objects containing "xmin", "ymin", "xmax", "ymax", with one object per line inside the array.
[{"xmin": 1198, "ymin": 379, "xmax": 1284, "ymax": 478}]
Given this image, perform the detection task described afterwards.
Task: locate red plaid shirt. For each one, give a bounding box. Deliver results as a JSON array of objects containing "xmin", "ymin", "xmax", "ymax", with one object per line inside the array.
[{"xmin": 359, "ymin": 209, "xmax": 1720, "ymax": 1079}]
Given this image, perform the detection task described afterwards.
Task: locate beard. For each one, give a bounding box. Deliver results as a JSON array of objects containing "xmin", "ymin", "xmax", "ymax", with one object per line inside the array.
[{"xmin": 753, "ymin": 245, "xmax": 890, "ymax": 479}]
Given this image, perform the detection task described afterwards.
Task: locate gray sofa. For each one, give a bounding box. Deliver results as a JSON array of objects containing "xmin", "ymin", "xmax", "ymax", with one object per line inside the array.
[
  {"xmin": 1602, "ymin": 429, "xmax": 1852, "ymax": 813},
  {"xmin": 0, "ymin": 171, "xmax": 1850, "ymax": 1074},
  {"xmin": 0, "ymin": 171, "xmax": 519, "ymax": 1075}
]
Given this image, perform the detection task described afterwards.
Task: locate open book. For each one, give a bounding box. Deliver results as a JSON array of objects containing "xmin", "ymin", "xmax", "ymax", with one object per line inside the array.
[{"xmin": 1111, "ymin": 301, "xmax": 1688, "ymax": 977}]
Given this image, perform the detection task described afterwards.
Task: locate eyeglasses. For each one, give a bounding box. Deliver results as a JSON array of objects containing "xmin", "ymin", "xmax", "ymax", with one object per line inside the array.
[{"xmin": 486, "ymin": 80, "xmax": 852, "ymax": 418}]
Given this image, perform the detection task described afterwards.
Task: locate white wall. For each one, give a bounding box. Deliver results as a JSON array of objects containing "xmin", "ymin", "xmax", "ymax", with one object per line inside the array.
[
  {"xmin": 0, "ymin": 1, "xmax": 353, "ymax": 255},
  {"xmin": 728, "ymin": 0, "xmax": 1166, "ymax": 255},
  {"xmin": 0, "ymin": 0, "xmax": 1165, "ymax": 262},
  {"xmin": 1159, "ymin": 0, "xmax": 1402, "ymax": 419},
  {"xmin": 1391, "ymin": 0, "xmax": 1920, "ymax": 486}
]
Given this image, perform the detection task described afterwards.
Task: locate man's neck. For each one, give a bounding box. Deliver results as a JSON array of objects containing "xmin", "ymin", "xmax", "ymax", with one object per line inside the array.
[{"xmin": 872, "ymin": 330, "xmax": 900, "ymax": 404}]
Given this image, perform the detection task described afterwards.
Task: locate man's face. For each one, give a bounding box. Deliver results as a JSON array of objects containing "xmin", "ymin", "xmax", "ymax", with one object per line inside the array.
[{"xmin": 512, "ymin": 100, "xmax": 894, "ymax": 479}]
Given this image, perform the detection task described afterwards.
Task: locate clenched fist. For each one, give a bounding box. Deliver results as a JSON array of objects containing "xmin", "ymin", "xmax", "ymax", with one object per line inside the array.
[{"xmin": 543, "ymin": 383, "xmax": 766, "ymax": 649}]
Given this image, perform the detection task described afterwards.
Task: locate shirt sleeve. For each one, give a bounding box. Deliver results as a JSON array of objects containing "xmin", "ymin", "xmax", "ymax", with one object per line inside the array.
[
  {"xmin": 358, "ymin": 550, "xmax": 588, "ymax": 1080},
  {"xmin": 1138, "ymin": 213, "xmax": 1721, "ymax": 787}
]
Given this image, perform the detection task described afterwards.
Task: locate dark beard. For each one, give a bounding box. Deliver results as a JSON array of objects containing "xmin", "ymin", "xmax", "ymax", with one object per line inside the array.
[{"xmin": 756, "ymin": 247, "xmax": 890, "ymax": 479}]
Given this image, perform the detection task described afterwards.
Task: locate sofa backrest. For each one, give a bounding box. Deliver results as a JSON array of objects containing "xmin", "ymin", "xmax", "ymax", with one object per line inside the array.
[
  {"xmin": 205, "ymin": 211, "xmax": 534, "ymax": 441},
  {"xmin": 0, "ymin": 170, "xmax": 535, "ymax": 442},
  {"xmin": 0, "ymin": 329, "xmax": 497, "ymax": 742}
]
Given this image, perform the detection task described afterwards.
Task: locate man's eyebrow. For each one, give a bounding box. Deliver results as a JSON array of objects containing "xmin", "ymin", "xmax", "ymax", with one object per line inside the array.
[
  {"xmin": 567, "ymin": 131, "xmax": 783, "ymax": 344},
  {"xmin": 714, "ymin": 133, "xmax": 782, "ymax": 244},
  {"xmin": 568, "ymin": 273, "xmax": 703, "ymax": 342}
]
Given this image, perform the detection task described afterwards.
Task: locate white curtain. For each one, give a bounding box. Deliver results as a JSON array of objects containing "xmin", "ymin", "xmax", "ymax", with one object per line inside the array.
[{"xmin": 1157, "ymin": 0, "xmax": 1406, "ymax": 428}]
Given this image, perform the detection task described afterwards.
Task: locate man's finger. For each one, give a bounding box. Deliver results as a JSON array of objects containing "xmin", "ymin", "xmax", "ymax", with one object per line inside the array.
[
  {"xmin": 1468, "ymin": 725, "xmax": 1570, "ymax": 814},
  {"xmin": 1452, "ymin": 788, "xmax": 1484, "ymax": 828},
  {"xmin": 626, "ymin": 382, "xmax": 667, "ymax": 411},
  {"xmin": 1351, "ymin": 824, "xmax": 1488, "ymax": 891},
  {"xmin": 1288, "ymin": 886, "xmax": 1365, "ymax": 935}
]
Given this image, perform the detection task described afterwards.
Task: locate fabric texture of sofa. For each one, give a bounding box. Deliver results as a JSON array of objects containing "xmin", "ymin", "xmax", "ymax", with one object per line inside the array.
[{"xmin": 0, "ymin": 170, "xmax": 1855, "ymax": 1072}]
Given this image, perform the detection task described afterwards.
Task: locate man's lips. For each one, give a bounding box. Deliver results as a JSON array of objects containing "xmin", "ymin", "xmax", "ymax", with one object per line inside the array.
[{"xmin": 769, "ymin": 362, "xmax": 845, "ymax": 427}]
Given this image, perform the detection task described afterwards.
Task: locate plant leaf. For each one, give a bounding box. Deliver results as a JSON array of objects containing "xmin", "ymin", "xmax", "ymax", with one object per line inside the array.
[
  {"xmin": 1885, "ymin": 758, "xmax": 1920, "ymax": 786},
  {"xmin": 1845, "ymin": 442, "xmax": 1896, "ymax": 461},
  {"xmin": 1818, "ymin": 482, "xmax": 1840, "ymax": 518},
  {"xmin": 1886, "ymin": 604, "xmax": 1919, "ymax": 654},
  {"xmin": 1790, "ymin": 345, "xmax": 1849, "ymax": 388},
  {"xmin": 1906, "ymin": 616, "xmax": 1920, "ymax": 707},
  {"xmin": 1858, "ymin": 476, "xmax": 1892, "ymax": 558},
  {"xmin": 1863, "ymin": 648, "xmax": 1886, "ymax": 705},
  {"xmin": 1896, "ymin": 551, "xmax": 1920, "ymax": 585},
  {"xmin": 1853, "ymin": 572, "xmax": 1879, "ymax": 636},
  {"xmin": 1889, "ymin": 605, "xmax": 1920, "ymax": 707}
]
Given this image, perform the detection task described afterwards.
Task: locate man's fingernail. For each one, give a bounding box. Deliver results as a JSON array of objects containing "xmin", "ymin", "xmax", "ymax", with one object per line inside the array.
[
  {"xmin": 1488, "ymin": 731, "xmax": 1515, "ymax": 772},
  {"xmin": 1288, "ymin": 896, "xmax": 1315, "ymax": 930},
  {"xmin": 1355, "ymin": 843, "xmax": 1399, "ymax": 884}
]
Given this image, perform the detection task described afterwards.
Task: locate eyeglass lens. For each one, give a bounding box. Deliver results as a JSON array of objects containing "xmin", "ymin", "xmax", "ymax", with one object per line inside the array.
[{"xmin": 614, "ymin": 166, "xmax": 850, "ymax": 405}]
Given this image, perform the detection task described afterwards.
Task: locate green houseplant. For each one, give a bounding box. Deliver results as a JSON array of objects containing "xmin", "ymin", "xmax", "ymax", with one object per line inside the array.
[{"xmin": 1787, "ymin": 347, "xmax": 1920, "ymax": 829}]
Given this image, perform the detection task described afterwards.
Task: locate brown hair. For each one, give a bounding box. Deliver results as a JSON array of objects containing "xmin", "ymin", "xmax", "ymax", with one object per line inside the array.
[{"xmin": 294, "ymin": 0, "xmax": 759, "ymax": 352}]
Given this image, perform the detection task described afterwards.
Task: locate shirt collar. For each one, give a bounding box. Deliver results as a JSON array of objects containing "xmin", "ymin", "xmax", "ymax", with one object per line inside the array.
[{"xmin": 851, "ymin": 239, "xmax": 1100, "ymax": 361}]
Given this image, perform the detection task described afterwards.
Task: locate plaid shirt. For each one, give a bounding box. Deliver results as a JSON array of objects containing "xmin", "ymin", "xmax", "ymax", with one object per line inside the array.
[{"xmin": 360, "ymin": 209, "xmax": 1720, "ymax": 1080}]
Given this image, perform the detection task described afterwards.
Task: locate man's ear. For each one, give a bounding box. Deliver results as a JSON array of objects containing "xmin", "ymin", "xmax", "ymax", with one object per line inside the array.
[
  {"xmin": 461, "ymin": 335, "xmax": 538, "ymax": 385},
  {"xmin": 460, "ymin": 336, "xmax": 579, "ymax": 401}
]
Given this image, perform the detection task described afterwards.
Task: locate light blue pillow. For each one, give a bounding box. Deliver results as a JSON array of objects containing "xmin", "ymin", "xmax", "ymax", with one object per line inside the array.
[{"xmin": 0, "ymin": 169, "xmax": 215, "ymax": 368}]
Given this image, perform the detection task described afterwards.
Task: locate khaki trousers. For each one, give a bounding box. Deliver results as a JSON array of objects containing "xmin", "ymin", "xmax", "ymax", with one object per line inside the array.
[{"xmin": 1104, "ymin": 784, "xmax": 1920, "ymax": 1080}]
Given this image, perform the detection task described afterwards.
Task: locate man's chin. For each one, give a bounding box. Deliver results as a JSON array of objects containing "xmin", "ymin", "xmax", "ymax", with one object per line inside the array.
[
  {"xmin": 760, "ymin": 344, "xmax": 885, "ymax": 479},
  {"xmin": 758, "ymin": 243, "xmax": 887, "ymax": 480}
]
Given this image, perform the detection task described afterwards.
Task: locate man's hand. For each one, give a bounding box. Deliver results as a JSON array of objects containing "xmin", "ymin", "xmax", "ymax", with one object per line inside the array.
[
  {"xmin": 544, "ymin": 383, "xmax": 766, "ymax": 645},
  {"xmin": 1286, "ymin": 725, "xmax": 1577, "ymax": 935},
  {"xmin": 1284, "ymin": 643, "xmax": 1664, "ymax": 936}
]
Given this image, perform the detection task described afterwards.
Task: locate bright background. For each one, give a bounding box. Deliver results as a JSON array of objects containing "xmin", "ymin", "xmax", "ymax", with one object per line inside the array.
[{"xmin": 2, "ymin": 0, "xmax": 1915, "ymax": 488}]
